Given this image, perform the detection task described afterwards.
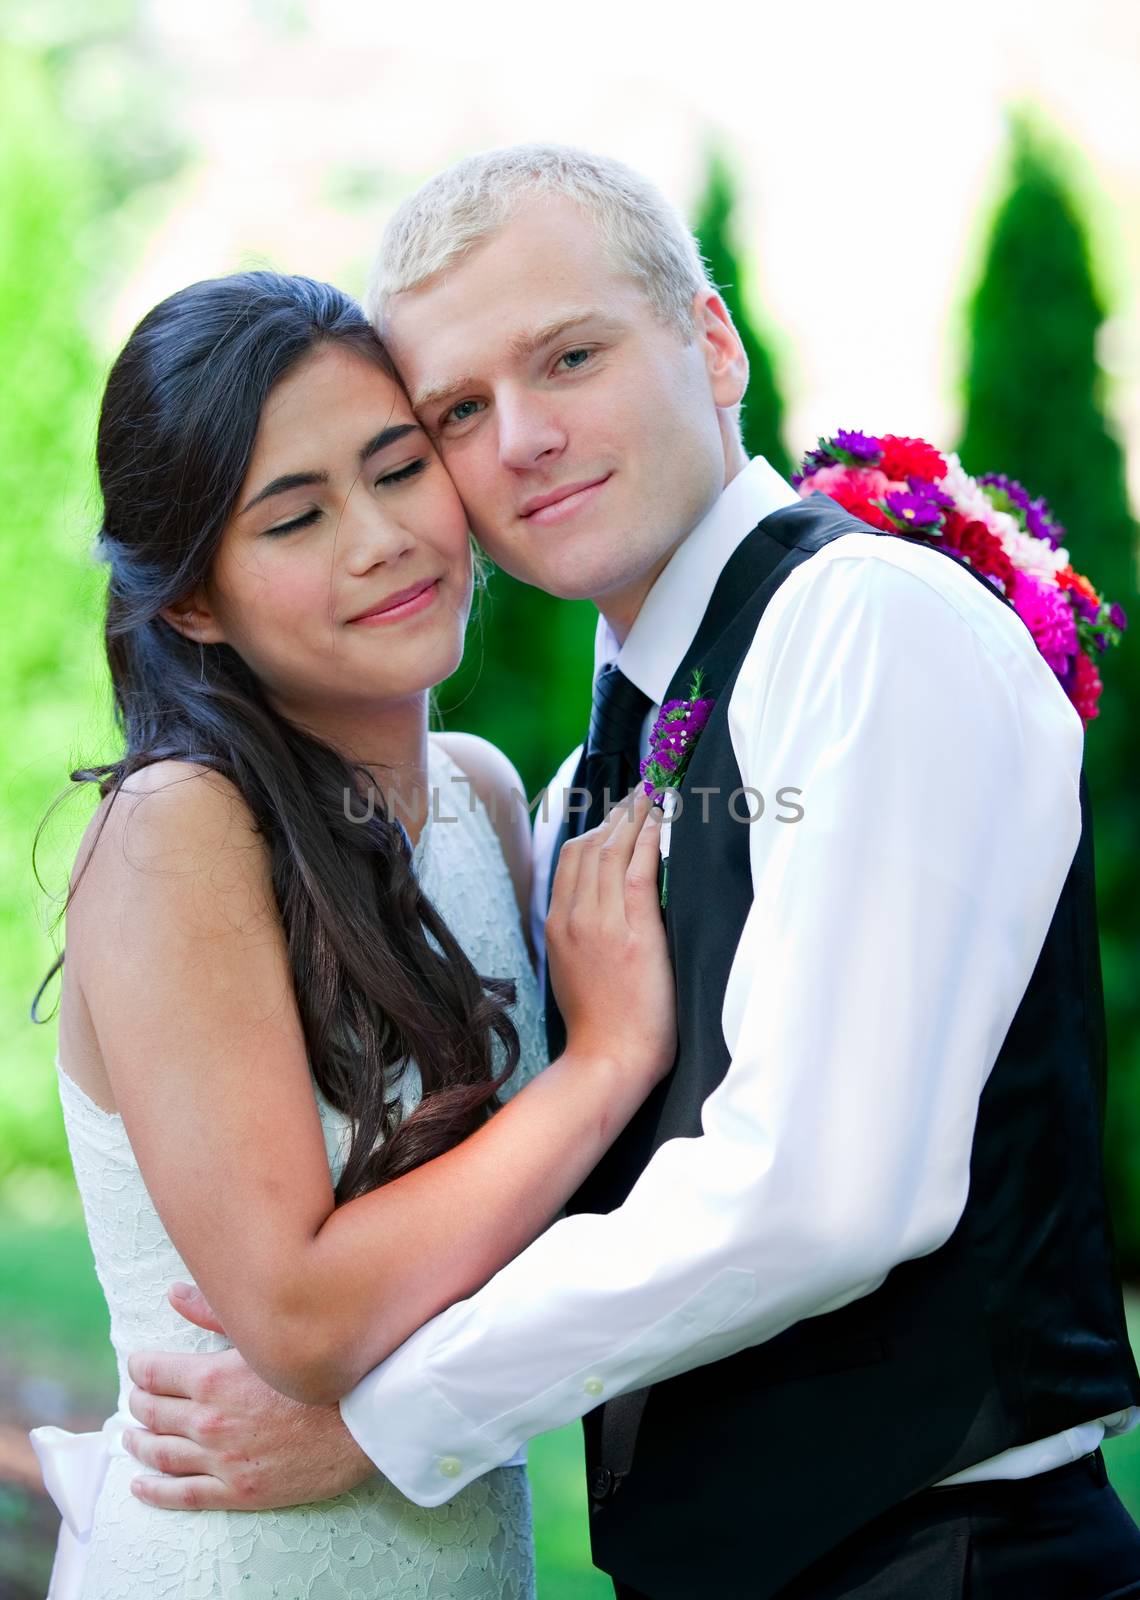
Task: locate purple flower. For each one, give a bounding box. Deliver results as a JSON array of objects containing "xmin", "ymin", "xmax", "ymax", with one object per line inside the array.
[
  {"xmin": 882, "ymin": 490, "xmax": 943, "ymax": 532},
  {"xmin": 641, "ymin": 677, "xmax": 716, "ymax": 798},
  {"xmin": 792, "ymin": 448, "xmax": 830, "ymax": 486},
  {"xmin": 978, "ymin": 474, "xmax": 1064, "ymax": 548},
  {"xmin": 1025, "ymin": 498, "xmax": 1065, "ymax": 548},
  {"xmin": 834, "ymin": 429, "xmax": 883, "ymax": 463},
  {"xmin": 907, "ymin": 475, "xmax": 955, "ymax": 510},
  {"xmin": 797, "ymin": 431, "xmax": 884, "ymax": 482},
  {"xmin": 980, "ymin": 473, "xmax": 1030, "ymax": 511},
  {"xmin": 1110, "ymin": 602, "xmax": 1128, "ymax": 631}
]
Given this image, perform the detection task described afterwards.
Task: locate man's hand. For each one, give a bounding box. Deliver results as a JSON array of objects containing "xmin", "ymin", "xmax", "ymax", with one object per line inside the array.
[{"xmin": 123, "ymin": 1283, "xmax": 375, "ymax": 1511}]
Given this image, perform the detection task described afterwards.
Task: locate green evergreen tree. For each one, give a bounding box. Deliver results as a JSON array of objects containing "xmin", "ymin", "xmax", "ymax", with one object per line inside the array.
[
  {"xmin": 957, "ymin": 116, "xmax": 1140, "ymax": 1270},
  {"xmin": 0, "ymin": 44, "xmax": 109, "ymax": 1190},
  {"xmin": 692, "ymin": 150, "xmax": 791, "ymax": 478},
  {"xmin": 435, "ymin": 565, "xmax": 597, "ymax": 802}
]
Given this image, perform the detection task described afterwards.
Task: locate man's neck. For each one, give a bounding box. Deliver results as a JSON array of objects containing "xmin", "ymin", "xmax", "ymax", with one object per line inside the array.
[{"xmin": 597, "ymin": 446, "xmax": 749, "ymax": 646}]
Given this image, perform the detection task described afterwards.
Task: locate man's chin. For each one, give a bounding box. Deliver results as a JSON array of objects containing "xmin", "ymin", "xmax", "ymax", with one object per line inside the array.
[{"xmin": 477, "ymin": 552, "xmax": 606, "ymax": 603}]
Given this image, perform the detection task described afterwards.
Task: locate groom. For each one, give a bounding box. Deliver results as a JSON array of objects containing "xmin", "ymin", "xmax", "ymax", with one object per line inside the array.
[{"xmin": 126, "ymin": 146, "xmax": 1140, "ymax": 1597}]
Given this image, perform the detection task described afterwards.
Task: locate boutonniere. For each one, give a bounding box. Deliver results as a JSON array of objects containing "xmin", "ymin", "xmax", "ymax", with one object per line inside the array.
[{"xmin": 639, "ymin": 669, "xmax": 716, "ymax": 907}]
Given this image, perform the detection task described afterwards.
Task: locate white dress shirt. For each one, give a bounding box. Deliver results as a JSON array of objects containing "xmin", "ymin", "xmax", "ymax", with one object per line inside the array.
[{"xmin": 342, "ymin": 455, "xmax": 1138, "ymax": 1505}]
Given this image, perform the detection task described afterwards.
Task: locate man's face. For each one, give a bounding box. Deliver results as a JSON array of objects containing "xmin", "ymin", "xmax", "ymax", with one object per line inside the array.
[{"xmin": 381, "ymin": 197, "xmax": 746, "ymax": 629}]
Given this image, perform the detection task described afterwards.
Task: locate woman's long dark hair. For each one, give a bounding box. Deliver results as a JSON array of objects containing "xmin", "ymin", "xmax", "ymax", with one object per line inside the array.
[{"xmin": 32, "ymin": 270, "xmax": 519, "ymax": 1202}]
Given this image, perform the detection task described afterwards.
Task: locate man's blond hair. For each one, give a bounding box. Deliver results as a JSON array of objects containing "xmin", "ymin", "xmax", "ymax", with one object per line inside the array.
[{"xmin": 366, "ymin": 143, "xmax": 715, "ymax": 338}]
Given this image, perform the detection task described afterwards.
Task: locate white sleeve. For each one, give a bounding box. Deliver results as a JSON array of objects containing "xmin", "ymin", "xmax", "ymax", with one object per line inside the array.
[{"xmin": 340, "ymin": 534, "xmax": 1084, "ymax": 1506}]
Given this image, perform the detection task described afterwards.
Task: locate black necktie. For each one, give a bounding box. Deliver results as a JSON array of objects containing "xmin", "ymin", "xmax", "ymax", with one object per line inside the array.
[
  {"xmin": 544, "ymin": 664, "xmax": 653, "ymax": 1059},
  {"xmin": 580, "ymin": 663, "xmax": 654, "ymax": 837}
]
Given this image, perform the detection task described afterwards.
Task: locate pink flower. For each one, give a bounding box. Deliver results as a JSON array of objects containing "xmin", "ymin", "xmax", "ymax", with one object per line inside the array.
[
  {"xmin": 798, "ymin": 464, "xmax": 891, "ymax": 501},
  {"xmin": 1009, "ymin": 570, "xmax": 1078, "ymax": 676},
  {"xmin": 798, "ymin": 465, "xmax": 898, "ymax": 531}
]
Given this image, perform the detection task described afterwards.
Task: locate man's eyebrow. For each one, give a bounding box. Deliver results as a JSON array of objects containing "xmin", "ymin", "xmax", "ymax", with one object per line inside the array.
[
  {"xmin": 412, "ymin": 312, "xmax": 613, "ymax": 414},
  {"xmin": 239, "ymin": 423, "xmax": 422, "ymax": 514},
  {"xmin": 507, "ymin": 312, "xmax": 602, "ymax": 360},
  {"xmin": 412, "ymin": 375, "xmax": 477, "ymax": 415}
]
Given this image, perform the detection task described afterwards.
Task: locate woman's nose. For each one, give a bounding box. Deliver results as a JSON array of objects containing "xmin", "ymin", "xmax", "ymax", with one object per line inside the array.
[{"xmin": 341, "ymin": 488, "xmax": 416, "ymax": 574}]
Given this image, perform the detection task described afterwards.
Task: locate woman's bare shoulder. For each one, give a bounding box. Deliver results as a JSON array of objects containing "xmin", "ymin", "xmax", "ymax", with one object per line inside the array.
[{"xmin": 69, "ymin": 760, "xmax": 268, "ymax": 917}]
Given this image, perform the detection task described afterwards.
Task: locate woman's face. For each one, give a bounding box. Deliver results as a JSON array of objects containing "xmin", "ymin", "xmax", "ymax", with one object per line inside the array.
[{"xmin": 177, "ymin": 344, "xmax": 473, "ymax": 729}]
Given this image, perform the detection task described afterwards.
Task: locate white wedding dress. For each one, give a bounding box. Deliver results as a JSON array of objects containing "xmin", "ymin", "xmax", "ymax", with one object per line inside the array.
[{"xmin": 32, "ymin": 740, "xmax": 548, "ymax": 1600}]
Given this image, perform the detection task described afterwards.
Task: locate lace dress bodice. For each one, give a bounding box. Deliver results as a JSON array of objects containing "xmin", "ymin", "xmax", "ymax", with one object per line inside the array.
[{"xmin": 47, "ymin": 740, "xmax": 548, "ymax": 1599}]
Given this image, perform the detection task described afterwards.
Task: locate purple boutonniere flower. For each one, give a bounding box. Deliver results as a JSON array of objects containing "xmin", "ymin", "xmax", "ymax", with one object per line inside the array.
[{"xmin": 639, "ymin": 668, "xmax": 716, "ymax": 907}]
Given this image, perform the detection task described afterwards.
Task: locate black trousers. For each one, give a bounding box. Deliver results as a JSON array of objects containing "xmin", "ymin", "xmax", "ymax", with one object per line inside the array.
[{"xmin": 612, "ymin": 1450, "xmax": 1140, "ymax": 1600}]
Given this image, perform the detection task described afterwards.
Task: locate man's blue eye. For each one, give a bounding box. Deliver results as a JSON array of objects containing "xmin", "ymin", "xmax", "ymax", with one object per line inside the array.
[
  {"xmin": 447, "ymin": 400, "xmax": 483, "ymax": 425},
  {"xmin": 560, "ymin": 349, "xmax": 591, "ymax": 370}
]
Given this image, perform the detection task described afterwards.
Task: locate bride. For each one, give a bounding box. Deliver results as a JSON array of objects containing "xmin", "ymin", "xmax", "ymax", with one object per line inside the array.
[{"xmin": 29, "ymin": 269, "xmax": 673, "ymax": 1599}]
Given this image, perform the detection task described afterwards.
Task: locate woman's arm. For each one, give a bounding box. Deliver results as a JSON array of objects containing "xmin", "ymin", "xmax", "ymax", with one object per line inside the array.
[{"xmin": 80, "ymin": 761, "xmax": 669, "ymax": 1405}]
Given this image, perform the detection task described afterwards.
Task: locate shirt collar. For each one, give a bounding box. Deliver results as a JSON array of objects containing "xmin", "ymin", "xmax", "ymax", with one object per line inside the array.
[{"xmin": 592, "ymin": 455, "xmax": 801, "ymax": 703}]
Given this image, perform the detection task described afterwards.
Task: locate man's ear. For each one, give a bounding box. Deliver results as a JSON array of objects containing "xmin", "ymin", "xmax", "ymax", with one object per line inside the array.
[
  {"xmin": 692, "ymin": 288, "xmax": 749, "ymax": 410},
  {"xmin": 158, "ymin": 586, "xmax": 228, "ymax": 647}
]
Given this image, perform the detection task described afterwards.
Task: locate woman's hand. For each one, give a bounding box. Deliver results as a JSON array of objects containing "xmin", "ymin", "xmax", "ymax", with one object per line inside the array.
[{"xmin": 546, "ymin": 790, "xmax": 676, "ymax": 1086}]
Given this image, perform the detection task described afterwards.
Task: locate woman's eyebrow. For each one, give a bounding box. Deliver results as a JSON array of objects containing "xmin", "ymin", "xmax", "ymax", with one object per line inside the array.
[
  {"xmin": 358, "ymin": 421, "xmax": 423, "ymax": 461},
  {"xmin": 240, "ymin": 424, "xmax": 423, "ymax": 514}
]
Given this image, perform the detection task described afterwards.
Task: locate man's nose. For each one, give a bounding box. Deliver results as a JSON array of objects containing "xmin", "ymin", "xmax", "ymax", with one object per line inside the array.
[{"xmin": 496, "ymin": 393, "xmax": 566, "ymax": 471}]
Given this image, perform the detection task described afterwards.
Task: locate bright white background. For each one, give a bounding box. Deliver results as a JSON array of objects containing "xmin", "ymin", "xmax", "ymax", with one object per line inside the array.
[{"xmin": 97, "ymin": 0, "xmax": 1140, "ymax": 495}]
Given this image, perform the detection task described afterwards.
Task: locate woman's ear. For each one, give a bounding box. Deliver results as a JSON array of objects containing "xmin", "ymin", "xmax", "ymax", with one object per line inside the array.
[{"xmin": 158, "ymin": 585, "xmax": 228, "ymax": 646}]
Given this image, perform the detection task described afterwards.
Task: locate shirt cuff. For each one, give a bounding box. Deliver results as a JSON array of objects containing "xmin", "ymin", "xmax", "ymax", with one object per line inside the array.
[{"xmin": 339, "ymin": 1352, "xmax": 520, "ymax": 1506}]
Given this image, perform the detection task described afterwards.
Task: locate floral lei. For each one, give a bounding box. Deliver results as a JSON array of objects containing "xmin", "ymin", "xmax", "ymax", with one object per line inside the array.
[{"xmin": 794, "ymin": 430, "xmax": 1127, "ymax": 726}]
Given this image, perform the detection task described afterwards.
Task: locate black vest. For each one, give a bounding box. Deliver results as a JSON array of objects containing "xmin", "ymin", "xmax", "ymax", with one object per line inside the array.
[{"xmin": 551, "ymin": 495, "xmax": 1140, "ymax": 1599}]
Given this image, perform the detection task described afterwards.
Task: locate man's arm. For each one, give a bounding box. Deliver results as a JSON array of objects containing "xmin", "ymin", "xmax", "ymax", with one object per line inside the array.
[{"xmin": 336, "ymin": 533, "xmax": 1084, "ymax": 1506}]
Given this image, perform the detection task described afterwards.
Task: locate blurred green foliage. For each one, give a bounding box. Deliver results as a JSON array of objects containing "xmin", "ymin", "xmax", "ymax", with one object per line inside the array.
[
  {"xmin": 0, "ymin": 42, "xmax": 112, "ymax": 1188},
  {"xmin": 435, "ymin": 564, "xmax": 597, "ymax": 801},
  {"xmin": 956, "ymin": 115, "xmax": 1140, "ymax": 1271},
  {"xmin": 692, "ymin": 149, "xmax": 792, "ymax": 478}
]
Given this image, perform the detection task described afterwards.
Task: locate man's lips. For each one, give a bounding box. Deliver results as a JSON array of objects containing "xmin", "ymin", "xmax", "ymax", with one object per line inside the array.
[
  {"xmin": 519, "ymin": 475, "xmax": 611, "ymax": 525},
  {"xmin": 345, "ymin": 577, "xmax": 440, "ymax": 625}
]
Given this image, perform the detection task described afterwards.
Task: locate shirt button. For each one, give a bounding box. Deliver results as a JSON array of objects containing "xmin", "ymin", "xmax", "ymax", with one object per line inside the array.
[
  {"xmin": 583, "ymin": 1376, "xmax": 604, "ymax": 1397},
  {"xmin": 437, "ymin": 1455, "xmax": 462, "ymax": 1478}
]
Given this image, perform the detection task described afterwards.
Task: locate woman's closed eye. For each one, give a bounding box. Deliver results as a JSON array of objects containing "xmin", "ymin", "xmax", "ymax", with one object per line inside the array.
[{"xmin": 263, "ymin": 459, "xmax": 430, "ymax": 537}]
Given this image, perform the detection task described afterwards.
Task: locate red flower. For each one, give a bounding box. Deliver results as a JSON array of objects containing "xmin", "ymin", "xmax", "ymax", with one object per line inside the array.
[
  {"xmin": 803, "ymin": 468, "xmax": 895, "ymax": 531},
  {"xmin": 942, "ymin": 513, "xmax": 1015, "ymax": 591},
  {"xmin": 844, "ymin": 492, "xmax": 895, "ymax": 532},
  {"xmin": 878, "ymin": 434, "xmax": 947, "ymax": 483},
  {"xmin": 1070, "ymin": 650, "xmax": 1103, "ymax": 725},
  {"xmin": 1056, "ymin": 564, "xmax": 1100, "ymax": 608}
]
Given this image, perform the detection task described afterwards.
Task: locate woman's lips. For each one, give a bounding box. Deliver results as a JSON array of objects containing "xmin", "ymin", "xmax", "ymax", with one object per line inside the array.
[
  {"xmin": 346, "ymin": 578, "xmax": 440, "ymax": 626},
  {"xmin": 521, "ymin": 475, "xmax": 611, "ymax": 527}
]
